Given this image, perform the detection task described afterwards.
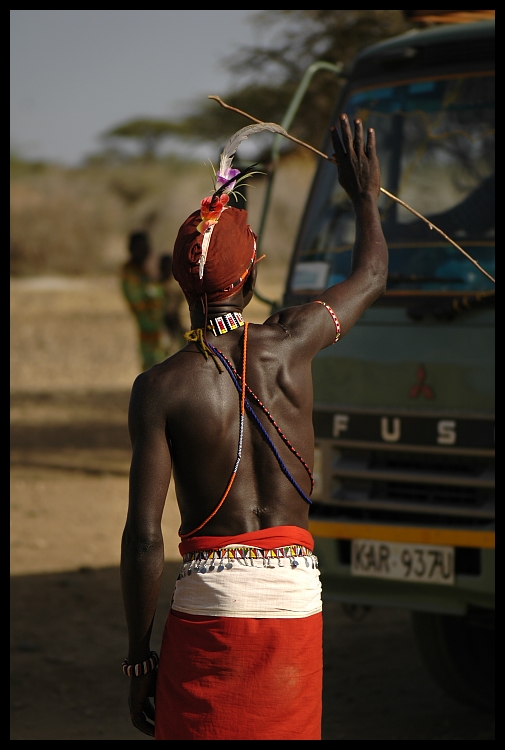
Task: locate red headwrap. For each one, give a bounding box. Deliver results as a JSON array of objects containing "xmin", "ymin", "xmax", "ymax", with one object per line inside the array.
[{"xmin": 172, "ymin": 206, "xmax": 257, "ymax": 305}]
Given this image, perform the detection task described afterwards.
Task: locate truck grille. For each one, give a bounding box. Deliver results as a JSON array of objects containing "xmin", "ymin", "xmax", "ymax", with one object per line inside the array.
[{"xmin": 310, "ymin": 443, "xmax": 495, "ymax": 526}]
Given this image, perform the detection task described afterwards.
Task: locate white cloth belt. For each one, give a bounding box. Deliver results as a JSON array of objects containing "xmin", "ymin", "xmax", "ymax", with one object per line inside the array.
[{"xmin": 172, "ymin": 545, "xmax": 322, "ymax": 619}]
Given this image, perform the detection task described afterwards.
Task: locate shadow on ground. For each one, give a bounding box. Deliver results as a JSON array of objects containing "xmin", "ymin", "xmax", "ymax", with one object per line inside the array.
[
  {"xmin": 10, "ymin": 390, "xmax": 495, "ymax": 740},
  {"xmin": 10, "ymin": 564, "xmax": 180, "ymax": 741},
  {"xmin": 10, "ymin": 566, "xmax": 495, "ymax": 740}
]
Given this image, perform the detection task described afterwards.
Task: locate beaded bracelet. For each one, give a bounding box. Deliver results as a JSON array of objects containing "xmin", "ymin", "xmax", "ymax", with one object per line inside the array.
[
  {"xmin": 122, "ymin": 651, "xmax": 159, "ymax": 677},
  {"xmin": 314, "ymin": 300, "xmax": 341, "ymax": 343}
]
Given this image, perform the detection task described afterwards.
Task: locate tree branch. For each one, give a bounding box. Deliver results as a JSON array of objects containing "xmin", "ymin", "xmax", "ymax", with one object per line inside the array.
[{"xmin": 208, "ymin": 95, "xmax": 495, "ymax": 285}]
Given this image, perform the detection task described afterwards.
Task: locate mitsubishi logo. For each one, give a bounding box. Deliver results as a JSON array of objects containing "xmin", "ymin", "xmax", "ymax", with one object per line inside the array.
[{"xmin": 409, "ymin": 365, "xmax": 434, "ymax": 399}]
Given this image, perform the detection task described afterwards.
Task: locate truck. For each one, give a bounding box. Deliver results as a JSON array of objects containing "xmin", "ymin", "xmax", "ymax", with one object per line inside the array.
[{"xmin": 280, "ymin": 13, "xmax": 495, "ymax": 711}]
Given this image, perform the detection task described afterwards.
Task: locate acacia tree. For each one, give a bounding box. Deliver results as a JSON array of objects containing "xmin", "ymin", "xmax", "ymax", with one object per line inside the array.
[
  {"xmin": 170, "ymin": 11, "xmax": 413, "ymax": 154},
  {"xmin": 97, "ymin": 13, "xmax": 413, "ymax": 161},
  {"xmin": 101, "ymin": 118, "xmax": 180, "ymax": 159}
]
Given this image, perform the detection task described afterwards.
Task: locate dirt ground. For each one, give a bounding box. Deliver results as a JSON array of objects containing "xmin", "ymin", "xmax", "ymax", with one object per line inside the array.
[{"xmin": 10, "ymin": 276, "xmax": 495, "ymax": 740}]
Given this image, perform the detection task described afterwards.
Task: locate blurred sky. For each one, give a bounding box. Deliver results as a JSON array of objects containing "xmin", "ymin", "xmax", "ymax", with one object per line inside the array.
[{"xmin": 10, "ymin": 9, "xmax": 261, "ymax": 166}]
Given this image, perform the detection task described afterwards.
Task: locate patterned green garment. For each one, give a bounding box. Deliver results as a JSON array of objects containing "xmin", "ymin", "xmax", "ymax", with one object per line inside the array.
[{"xmin": 121, "ymin": 261, "xmax": 167, "ymax": 370}]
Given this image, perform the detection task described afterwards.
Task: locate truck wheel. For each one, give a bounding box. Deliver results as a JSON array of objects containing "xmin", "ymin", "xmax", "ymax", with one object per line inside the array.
[{"xmin": 411, "ymin": 608, "xmax": 495, "ymax": 712}]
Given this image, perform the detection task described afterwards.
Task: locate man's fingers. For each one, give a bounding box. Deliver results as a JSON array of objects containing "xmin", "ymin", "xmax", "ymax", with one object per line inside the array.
[
  {"xmin": 330, "ymin": 125, "xmax": 345, "ymax": 159},
  {"xmin": 331, "ymin": 114, "xmax": 371, "ymax": 163},
  {"xmin": 143, "ymin": 699, "xmax": 155, "ymax": 721},
  {"xmin": 366, "ymin": 127, "xmax": 376, "ymax": 156},
  {"xmin": 130, "ymin": 712, "xmax": 155, "ymax": 737},
  {"xmin": 338, "ymin": 114, "xmax": 354, "ymax": 154},
  {"xmin": 353, "ymin": 119, "xmax": 364, "ymax": 154}
]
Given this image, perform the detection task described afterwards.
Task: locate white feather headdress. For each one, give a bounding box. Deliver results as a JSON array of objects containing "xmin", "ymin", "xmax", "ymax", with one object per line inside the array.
[{"xmin": 198, "ymin": 122, "xmax": 289, "ymax": 279}]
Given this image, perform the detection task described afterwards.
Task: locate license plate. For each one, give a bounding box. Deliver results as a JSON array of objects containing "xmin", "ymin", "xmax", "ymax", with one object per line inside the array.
[{"xmin": 351, "ymin": 539, "xmax": 455, "ymax": 585}]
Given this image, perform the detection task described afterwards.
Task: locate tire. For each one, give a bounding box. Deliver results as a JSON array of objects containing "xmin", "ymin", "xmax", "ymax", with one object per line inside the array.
[{"xmin": 411, "ymin": 608, "xmax": 495, "ymax": 713}]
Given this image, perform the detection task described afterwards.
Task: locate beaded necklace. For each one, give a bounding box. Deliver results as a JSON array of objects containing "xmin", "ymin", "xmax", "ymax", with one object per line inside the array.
[{"xmin": 207, "ymin": 311, "xmax": 245, "ymax": 336}]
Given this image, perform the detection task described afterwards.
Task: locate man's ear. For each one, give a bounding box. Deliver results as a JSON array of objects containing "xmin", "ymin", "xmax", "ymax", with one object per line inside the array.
[
  {"xmin": 241, "ymin": 266, "xmax": 256, "ymax": 309},
  {"xmin": 245, "ymin": 265, "xmax": 257, "ymax": 293}
]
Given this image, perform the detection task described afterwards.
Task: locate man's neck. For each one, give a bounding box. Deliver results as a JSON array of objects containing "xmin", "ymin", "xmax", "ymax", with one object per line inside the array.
[{"xmin": 190, "ymin": 303, "xmax": 244, "ymax": 331}]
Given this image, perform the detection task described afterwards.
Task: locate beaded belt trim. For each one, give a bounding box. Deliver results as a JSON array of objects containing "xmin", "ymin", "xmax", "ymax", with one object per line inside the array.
[
  {"xmin": 179, "ymin": 545, "xmax": 318, "ymax": 576},
  {"xmin": 207, "ymin": 311, "xmax": 245, "ymax": 336}
]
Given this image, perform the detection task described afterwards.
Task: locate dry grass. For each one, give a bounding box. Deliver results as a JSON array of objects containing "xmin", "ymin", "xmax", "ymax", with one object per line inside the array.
[
  {"xmin": 10, "ymin": 151, "xmax": 316, "ymax": 278},
  {"xmin": 10, "ymin": 269, "xmax": 287, "ymax": 396}
]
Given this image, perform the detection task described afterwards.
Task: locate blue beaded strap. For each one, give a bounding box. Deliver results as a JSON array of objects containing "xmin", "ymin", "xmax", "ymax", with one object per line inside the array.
[
  {"xmin": 207, "ymin": 341, "xmax": 312, "ymax": 506},
  {"xmin": 211, "ymin": 347, "xmax": 314, "ymax": 494}
]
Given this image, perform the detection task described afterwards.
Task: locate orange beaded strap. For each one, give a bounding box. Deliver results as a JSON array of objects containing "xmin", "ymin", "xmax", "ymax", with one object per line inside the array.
[{"xmin": 178, "ymin": 322, "xmax": 248, "ymax": 539}]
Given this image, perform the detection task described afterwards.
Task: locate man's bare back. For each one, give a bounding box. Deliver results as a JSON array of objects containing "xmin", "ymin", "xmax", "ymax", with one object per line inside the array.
[
  {"xmin": 121, "ymin": 115, "xmax": 388, "ymax": 738},
  {"xmin": 128, "ymin": 308, "xmax": 323, "ymax": 537}
]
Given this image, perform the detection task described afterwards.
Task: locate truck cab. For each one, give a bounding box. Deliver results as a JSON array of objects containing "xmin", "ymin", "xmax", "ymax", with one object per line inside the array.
[{"xmin": 282, "ymin": 17, "xmax": 495, "ymax": 711}]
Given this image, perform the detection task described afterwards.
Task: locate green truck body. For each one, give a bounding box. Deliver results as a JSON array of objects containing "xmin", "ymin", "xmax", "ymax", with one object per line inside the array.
[{"xmin": 281, "ymin": 18, "xmax": 495, "ymax": 710}]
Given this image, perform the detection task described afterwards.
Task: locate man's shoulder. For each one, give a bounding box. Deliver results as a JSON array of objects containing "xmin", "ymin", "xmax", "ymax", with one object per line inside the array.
[
  {"xmin": 250, "ymin": 319, "xmax": 288, "ymax": 341},
  {"xmin": 130, "ymin": 351, "xmax": 188, "ymax": 411},
  {"xmin": 252, "ymin": 302, "xmax": 316, "ymax": 339},
  {"xmin": 141, "ymin": 348, "xmax": 186, "ymax": 376},
  {"xmin": 252, "ymin": 300, "xmax": 337, "ymax": 358}
]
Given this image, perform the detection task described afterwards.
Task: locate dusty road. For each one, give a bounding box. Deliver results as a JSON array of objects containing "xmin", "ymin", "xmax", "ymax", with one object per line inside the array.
[{"xmin": 10, "ymin": 277, "xmax": 495, "ymax": 740}]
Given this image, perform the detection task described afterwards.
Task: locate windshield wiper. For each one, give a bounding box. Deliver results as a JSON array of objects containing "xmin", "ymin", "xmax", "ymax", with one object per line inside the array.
[
  {"xmin": 388, "ymin": 273, "xmax": 461, "ymax": 283},
  {"xmin": 407, "ymin": 292, "xmax": 495, "ymax": 321}
]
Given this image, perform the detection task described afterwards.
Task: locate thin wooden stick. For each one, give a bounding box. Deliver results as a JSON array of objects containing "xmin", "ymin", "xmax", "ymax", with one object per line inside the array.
[{"xmin": 208, "ymin": 95, "xmax": 495, "ymax": 284}]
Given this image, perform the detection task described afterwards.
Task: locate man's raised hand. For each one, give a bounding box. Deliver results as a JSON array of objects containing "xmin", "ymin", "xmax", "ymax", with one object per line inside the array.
[{"xmin": 330, "ymin": 114, "xmax": 381, "ymax": 203}]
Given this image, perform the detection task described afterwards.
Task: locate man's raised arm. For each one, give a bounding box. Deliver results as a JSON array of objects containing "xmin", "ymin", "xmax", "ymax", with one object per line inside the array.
[
  {"xmin": 318, "ymin": 114, "xmax": 388, "ymax": 339},
  {"xmin": 264, "ymin": 114, "xmax": 388, "ymax": 351}
]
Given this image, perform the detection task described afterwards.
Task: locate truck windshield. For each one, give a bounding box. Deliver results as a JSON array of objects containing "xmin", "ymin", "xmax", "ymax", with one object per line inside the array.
[{"xmin": 291, "ymin": 72, "xmax": 495, "ymax": 294}]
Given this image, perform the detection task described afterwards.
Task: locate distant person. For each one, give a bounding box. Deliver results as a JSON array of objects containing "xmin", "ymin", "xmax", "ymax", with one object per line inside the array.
[
  {"xmin": 158, "ymin": 253, "xmax": 185, "ymax": 354},
  {"xmin": 121, "ymin": 231, "xmax": 166, "ymax": 371}
]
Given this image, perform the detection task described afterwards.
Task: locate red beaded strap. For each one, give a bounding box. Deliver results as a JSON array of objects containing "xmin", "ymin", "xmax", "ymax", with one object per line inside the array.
[
  {"xmin": 314, "ymin": 300, "xmax": 341, "ymax": 343},
  {"xmin": 178, "ymin": 323, "xmax": 249, "ymax": 539},
  {"xmin": 122, "ymin": 650, "xmax": 159, "ymax": 677},
  {"xmin": 213, "ymin": 347, "xmax": 314, "ymax": 494}
]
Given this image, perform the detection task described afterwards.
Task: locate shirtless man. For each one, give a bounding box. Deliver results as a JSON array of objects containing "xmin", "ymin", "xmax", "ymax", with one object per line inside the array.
[{"xmin": 120, "ymin": 115, "xmax": 388, "ymax": 740}]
